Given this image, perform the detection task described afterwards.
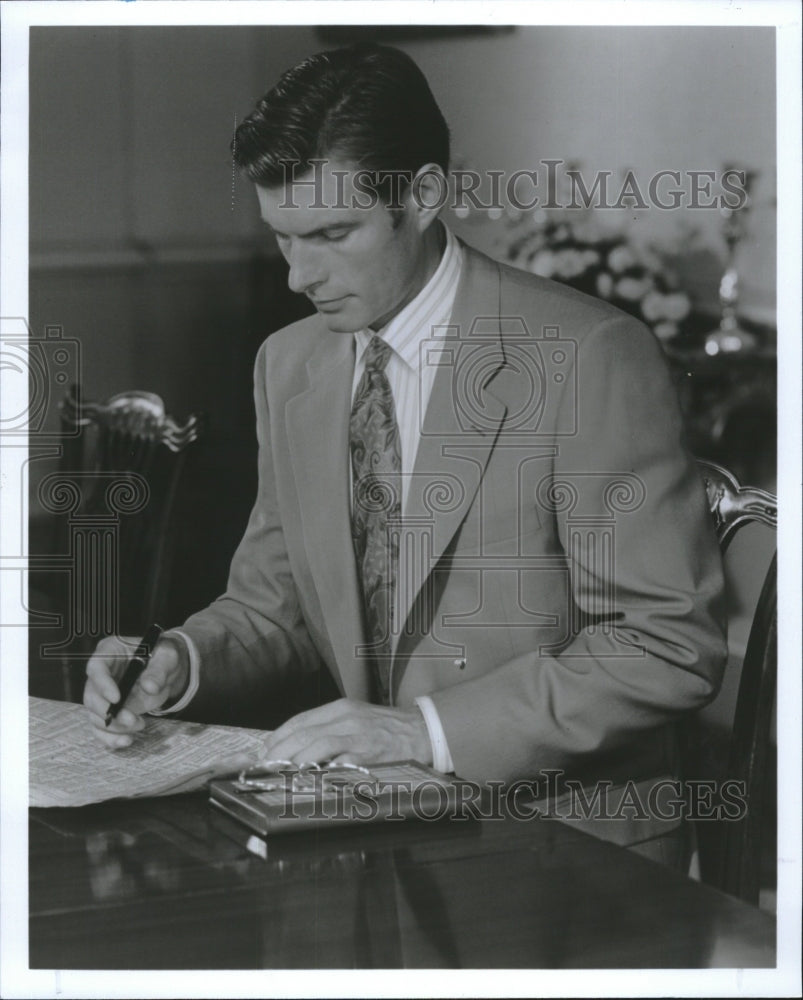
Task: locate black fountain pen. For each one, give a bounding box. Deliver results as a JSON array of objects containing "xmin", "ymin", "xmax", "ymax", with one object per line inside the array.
[{"xmin": 104, "ymin": 623, "xmax": 164, "ymax": 727}]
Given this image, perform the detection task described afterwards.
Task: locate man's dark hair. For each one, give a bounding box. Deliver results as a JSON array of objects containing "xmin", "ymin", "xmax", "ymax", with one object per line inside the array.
[{"xmin": 232, "ymin": 42, "xmax": 450, "ymax": 201}]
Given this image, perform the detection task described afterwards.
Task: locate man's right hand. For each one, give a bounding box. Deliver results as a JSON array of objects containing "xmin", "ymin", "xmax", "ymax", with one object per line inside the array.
[{"xmin": 84, "ymin": 634, "xmax": 190, "ymax": 748}]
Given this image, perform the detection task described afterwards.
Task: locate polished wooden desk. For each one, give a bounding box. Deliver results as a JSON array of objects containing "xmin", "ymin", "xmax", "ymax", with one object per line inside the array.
[{"xmin": 30, "ymin": 793, "xmax": 774, "ymax": 969}]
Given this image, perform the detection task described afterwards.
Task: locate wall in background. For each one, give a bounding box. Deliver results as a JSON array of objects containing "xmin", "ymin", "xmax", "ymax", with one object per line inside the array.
[
  {"xmin": 30, "ymin": 26, "xmax": 320, "ymax": 262},
  {"xmin": 32, "ymin": 26, "xmax": 776, "ymax": 312}
]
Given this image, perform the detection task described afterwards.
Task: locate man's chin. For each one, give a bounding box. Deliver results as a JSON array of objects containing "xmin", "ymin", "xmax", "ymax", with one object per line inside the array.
[{"xmin": 317, "ymin": 310, "xmax": 363, "ymax": 334}]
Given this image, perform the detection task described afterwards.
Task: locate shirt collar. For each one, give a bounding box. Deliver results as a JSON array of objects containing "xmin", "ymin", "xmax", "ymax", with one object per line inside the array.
[{"xmin": 354, "ymin": 224, "xmax": 463, "ymax": 374}]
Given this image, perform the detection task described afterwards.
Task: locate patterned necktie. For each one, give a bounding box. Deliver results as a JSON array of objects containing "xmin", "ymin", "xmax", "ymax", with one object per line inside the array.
[{"xmin": 350, "ymin": 335, "xmax": 402, "ymax": 705}]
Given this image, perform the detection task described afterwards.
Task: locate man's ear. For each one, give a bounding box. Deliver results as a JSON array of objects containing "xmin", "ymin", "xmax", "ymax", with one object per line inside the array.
[{"xmin": 405, "ymin": 163, "xmax": 449, "ymax": 233}]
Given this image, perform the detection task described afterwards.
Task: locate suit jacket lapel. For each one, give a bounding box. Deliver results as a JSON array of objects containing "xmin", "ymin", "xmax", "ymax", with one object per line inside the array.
[
  {"xmin": 286, "ymin": 332, "xmax": 373, "ymax": 701},
  {"xmin": 393, "ymin": 246, "xmax": 508, "ymax": 660}
]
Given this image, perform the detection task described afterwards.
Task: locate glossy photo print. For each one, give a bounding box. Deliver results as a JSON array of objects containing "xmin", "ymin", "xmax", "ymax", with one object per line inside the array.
[{"xmin": 1, "ymin": 3, "xmax": 800, "ymax": 999}]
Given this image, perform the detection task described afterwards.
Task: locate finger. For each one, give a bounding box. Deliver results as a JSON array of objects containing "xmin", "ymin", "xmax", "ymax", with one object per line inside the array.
[
  {"xmin": 327, "ymin": 752, "xmax": 361, "ymax": 766},
  {"xmin": 212, "ymin": 752, "xmax": 254, "ymax": 775},
  {"xmin": 84, "ymin": 701, "xmax": 144, "ymax": 735},
  {"xmin": 87, "ymin": 723, "xmax": 135, "ymax": 749},
  {"xmin": 85, "ymin": 634, "xmax": 174, "ymax": 709},
  {"xmin": 284, "ymin": 698, "xmax": 352, "ymax": 733},
  {"xmin": 84, "ymin": 668, "xmax": 148, "ymax": 724},
  {"xmin": 268, "ymin": 727, "xmax": 354, "ymax": 766},
  {"xmin": 112, "ymin": 707, "xmax": 147, "ymax": 732},
  {"xmin": 86, "ymin": 701, "xmax": 117, "ymax": 731},
  {"xmin": 85, "ymin": 656, "xmax": 123, "ymax": 706},
  {"xmin": 98, "ymin": 733, "xmax": 134, "ymax": 750},
  {"xmin": 84, "ymin": 682, "xmax": 114, "ymax": 722},
  {"xmin": 136, "ymin": 645, "xmax": 178, "ymax": 698},
  {"xmin": 295, "ymin": 735, "xmax": 363, "ymax": 766},
  {"xmin": 83, "ymin": 690, "xmax": 143, "ymax": 734},
  {"xmin": 120, "ymin": 679, "xmax": 166, "ymax": 718},
  {"xmin": 84, "ymin": 662, "xmax": 150, "ymax": 731},
  {"xmin": 264, "ymin": 723, "xmax": 327, "ymax": 761},
  {"xmin": 266, "ymin": 698, "xmax": 351, "ymax": 749},
  {"xmin": 118, "ymin": 647, "xmax": 180, "ymax": 716},
  {"xmin": 263, "ymin": 713, "xmax": 308, "ymax": 751},
  {"xmin": 264, "ymin": 701, "xmax": 369, "ymax": 761}
]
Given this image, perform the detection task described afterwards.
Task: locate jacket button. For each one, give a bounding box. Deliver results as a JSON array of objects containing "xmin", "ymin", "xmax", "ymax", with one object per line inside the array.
[{"xmin": 453, "ymin": 658, "xmax": 466, "ymax": 670}]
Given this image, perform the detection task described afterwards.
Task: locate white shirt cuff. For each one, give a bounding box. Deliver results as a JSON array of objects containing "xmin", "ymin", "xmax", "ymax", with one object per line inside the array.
[
  {"xmin": 147, "ymin": 628, "xmax": 200, "ymax": 716},
  {"xmin": 414, "ymin": 695, "xmax": 455, "ymax": 773}
]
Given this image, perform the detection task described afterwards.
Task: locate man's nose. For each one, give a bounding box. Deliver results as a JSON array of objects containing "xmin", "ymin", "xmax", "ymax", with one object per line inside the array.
[{"xmin": 286, "ymin": 242, "xmax": 325, "ymax": 295}]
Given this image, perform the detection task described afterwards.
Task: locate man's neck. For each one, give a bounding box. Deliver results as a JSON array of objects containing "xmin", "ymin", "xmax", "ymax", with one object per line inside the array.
[{"xmin": 369, "ymin": 223, "xmax": 446, "ymax": 332}]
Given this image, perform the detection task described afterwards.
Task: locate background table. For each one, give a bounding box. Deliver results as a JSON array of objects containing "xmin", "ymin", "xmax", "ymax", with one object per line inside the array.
[{"xmin": 29, "ymin": 793, "xmax": 775, "ymax": 969}]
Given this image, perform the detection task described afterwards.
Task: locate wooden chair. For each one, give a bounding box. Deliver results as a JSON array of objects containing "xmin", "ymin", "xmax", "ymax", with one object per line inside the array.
[
  {"xmin": 690, "ymin": 459, "xmax": 777, "ymax": 905},
  {"xmin": 30, "ymin": 383, "xmax": 203, "ymax": 700}
]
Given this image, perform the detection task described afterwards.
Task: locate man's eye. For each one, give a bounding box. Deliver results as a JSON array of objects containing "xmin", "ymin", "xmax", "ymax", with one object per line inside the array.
[{"xmin": 324, "ymin": 230, "xmax": 349, "ymax": 242}]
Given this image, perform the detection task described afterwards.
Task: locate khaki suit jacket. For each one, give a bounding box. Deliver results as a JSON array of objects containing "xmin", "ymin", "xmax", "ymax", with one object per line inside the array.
[{"xmin": 182, "ymin": 241, "xmax": 727, "ymax": 824}]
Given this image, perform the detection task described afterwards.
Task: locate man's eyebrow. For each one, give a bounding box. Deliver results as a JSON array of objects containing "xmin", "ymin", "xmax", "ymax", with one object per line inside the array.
[{"xmin": 261, "ymin": 220, "xmax": 358, "ymax": 239}]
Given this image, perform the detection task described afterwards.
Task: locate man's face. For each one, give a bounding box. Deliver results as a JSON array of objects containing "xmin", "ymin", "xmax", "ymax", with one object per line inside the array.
[{"xmin": 256, "ymin": 160, "xmax": 431, "ymax": 333}]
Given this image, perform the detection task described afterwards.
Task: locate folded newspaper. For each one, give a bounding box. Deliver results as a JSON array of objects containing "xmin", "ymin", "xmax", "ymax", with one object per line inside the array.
[{"xmin": 29, "ymin": 696, "xmax": 266, "ymax": 808}]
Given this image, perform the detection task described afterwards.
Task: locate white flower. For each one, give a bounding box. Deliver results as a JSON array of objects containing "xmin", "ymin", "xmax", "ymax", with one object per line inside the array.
[
  {"xmin": 664, "ymin": 292, "xmax": 691, "ymax": 321},
  {"xmin": 641, "ymin": 291, "xmax": 667, "ymax": 322},
  {"xmin": 596, "ymin": 272, "xmax": 614, "ymax": 298},
  {"xmin": 615, "ymin": 276, "xmax": 650, "ymax": 301},
  {"xmin": 531, "ymin": 250, "xmax": 555, "ymax": 277},
  {"xmin": 608, "ymin": 245, "xmax": 636, "ymax": 273},
  {"xmin": 654, "ymin": 321, "xmax": 679, "ymax": 341},
  {"xmin": 554, "ymin": 248, "xmax": 588, "ymax": 279}
]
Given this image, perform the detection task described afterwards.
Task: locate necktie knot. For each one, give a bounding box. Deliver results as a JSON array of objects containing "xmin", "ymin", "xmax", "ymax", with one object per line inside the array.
[{"xmin": 363, "ymin": 335, "xmax": 392, "ymax": 373}]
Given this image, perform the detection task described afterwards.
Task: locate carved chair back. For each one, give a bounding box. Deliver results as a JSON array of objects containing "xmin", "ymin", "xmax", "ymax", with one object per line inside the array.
[
  {"xmin": 37, "ymin": 384, "xmax": 202, "ymax": 694},
  {"xmin": 695, "ymin": 459, "xmax": 777, "ymax": 905}
]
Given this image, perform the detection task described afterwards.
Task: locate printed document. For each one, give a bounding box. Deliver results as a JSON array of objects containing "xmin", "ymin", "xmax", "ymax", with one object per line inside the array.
[{"xmin": 29, "ymin": 696, "xmax": 266, "ymax": 807}]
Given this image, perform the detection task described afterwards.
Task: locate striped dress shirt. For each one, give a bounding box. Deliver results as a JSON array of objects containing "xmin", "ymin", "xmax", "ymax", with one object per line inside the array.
[{"xmin": 351, "ymin": 223, "xmax": 462, "ymax": 514}]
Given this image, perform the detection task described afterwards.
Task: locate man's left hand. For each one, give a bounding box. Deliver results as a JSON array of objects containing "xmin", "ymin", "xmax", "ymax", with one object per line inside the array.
[{"xmin": 261, "ymin": 698, "xmax": 432, "ymax": 767}]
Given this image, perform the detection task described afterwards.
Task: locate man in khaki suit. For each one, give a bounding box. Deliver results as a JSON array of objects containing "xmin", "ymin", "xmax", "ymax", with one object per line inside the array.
[{"xmin": 84, "ymin": 43, "xmax": 726, "ymax": 858}]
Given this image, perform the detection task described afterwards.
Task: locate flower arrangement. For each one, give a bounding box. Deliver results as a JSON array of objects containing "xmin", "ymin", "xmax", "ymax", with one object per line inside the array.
[{"xmin": 499, "ymin": 213, "xmax": 691, "ymax": 342}]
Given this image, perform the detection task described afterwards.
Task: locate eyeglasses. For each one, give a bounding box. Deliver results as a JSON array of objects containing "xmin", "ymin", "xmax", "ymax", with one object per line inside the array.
[{"xmin": 233, "ymin": 759, "xmax": 372, "ymax": 795}]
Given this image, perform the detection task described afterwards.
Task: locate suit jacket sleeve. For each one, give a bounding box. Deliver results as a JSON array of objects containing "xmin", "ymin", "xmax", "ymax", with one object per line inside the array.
[
  {"xmin": 429, "ymin": 314, "xmax": 728, "ymax": 783},
  {"xmin": 177, "ymin": 339, "xmax": 325, "ymax": 722}
]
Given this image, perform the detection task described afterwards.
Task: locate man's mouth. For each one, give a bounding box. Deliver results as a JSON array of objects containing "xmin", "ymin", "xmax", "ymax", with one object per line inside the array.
[{"xmin": 312, "ymin": 295, "xmax": 349, "ymax": 311}]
